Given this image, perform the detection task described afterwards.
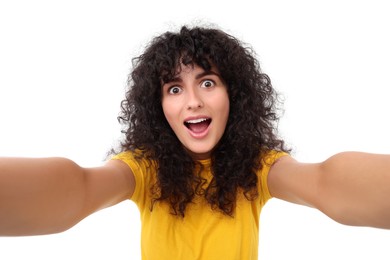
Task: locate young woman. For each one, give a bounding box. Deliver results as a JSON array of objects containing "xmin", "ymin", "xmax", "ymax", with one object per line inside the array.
[{"xmin": 1, "ymin": 26, "xmax": 389, "ymax": 259}]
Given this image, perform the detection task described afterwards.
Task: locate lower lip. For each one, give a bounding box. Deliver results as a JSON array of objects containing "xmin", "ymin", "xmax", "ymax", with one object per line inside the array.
[{"xmin": 186, "ymin": 124, "xmax": 211, "ymax": 139}]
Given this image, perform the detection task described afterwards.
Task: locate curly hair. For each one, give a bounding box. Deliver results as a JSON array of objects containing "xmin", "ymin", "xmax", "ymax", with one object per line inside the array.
[{"xmin": 117, "ymin": 25, "xmax": 289, "ymax": 217}]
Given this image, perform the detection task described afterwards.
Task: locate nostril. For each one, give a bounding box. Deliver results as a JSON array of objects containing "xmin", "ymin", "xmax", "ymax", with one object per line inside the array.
[
  {"xmin": 187, "ymin": 98, "xmax": 204, "ymax": 110},
  {"xmin": 187, "ymin": 104, "xmax": 202, "ymax": 110}
]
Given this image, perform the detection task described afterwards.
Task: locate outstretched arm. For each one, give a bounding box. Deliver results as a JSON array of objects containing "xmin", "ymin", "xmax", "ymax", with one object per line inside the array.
[
  {"xmin": 0, "ymin": 157, "xmax": 135, "ymax": 236},
  {"xmin": 268, "ymin": 152, "xmax": 390, "ymax": 229}
]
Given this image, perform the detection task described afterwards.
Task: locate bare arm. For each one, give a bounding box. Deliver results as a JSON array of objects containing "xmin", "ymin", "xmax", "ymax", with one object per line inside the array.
[
  {"xmin": 268, "ymin": 152, "xmax": 390, "ymax": 229},
  {"xmin": 0, "ymin": 157, "xmax": 135, "ymax": 236}
]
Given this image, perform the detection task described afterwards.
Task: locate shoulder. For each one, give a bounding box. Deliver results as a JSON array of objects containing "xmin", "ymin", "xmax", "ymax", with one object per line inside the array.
[
  {"xmin": 260, "ymin": 150, "xmax": 289, "ymax": 166},
  {"xmin": 255, "ymin": 150, "xmax": 290, "ymax": 203},
  {"xmin": 110, "ymin": 150, "xmax": 154, "ymax": 176},
  {"xmin": 109, "ymin": 150, "xmax": 157, "ymax": 204}
]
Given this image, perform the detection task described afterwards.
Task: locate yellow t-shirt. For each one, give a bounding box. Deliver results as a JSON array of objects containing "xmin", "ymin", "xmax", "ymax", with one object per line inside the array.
[{"xmin": 113, "ymin": 150, "xmax": 287, "ymax": 260}]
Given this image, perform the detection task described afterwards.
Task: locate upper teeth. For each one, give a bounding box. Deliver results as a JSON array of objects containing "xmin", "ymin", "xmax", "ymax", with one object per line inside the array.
[{"xmin": 186, "ymin": 118, "xmax": 208, "ymax": 124}]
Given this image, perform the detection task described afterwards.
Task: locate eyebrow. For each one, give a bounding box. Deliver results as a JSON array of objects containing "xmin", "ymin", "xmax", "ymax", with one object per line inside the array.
[
  {"xmin": 195, "ymin": 70, "xmax": 221, "ymax": 80},
  {"xmin": 169, "ymin": 70, "xmax": 221, "ymax": 83}
]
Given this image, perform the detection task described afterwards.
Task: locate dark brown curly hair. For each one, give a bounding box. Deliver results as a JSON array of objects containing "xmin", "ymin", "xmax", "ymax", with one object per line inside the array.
[{"xmin": 117, "ymin": 25, "xmax": 289, "ymax": 217}]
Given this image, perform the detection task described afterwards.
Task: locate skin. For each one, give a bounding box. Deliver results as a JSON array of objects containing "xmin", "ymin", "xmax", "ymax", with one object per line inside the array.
[
  {"xmin": 269, "ymin": 152, "xmax": 390, "ymax": 228},
  {"xmin": 1, "ymin": 65, "xmax": 390, "ymax": 236},
  {"xmin": 161, "ymin": 64, "xmax": 230, "ymax": 160}
]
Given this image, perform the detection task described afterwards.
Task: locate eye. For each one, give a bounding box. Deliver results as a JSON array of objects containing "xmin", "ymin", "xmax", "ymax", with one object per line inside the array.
[
  {"xmin": 201, "ymin": 80, "xmax": 215, "ymax": 88},
  {"xmin": 168, "ymin": 86, "xmax": 182, "ymax": 94}
]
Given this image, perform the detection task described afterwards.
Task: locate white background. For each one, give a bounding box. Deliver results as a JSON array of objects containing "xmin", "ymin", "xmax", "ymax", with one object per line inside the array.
[{"xmin": 1, "ymin": 0, "xmax": 389, "ymax": 259}]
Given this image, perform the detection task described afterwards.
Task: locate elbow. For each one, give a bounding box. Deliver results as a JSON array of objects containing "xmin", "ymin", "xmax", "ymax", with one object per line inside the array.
[
  {"xmin": 0, "ymin": 207, "xmax": 86, "ymax": 237},
  {"xmin": 317, "ymin": 153, "xmax": 390, "ymax": 229},
  {"xmin": 320, "ymin": 204, "xmax": 390, "ymax": 229}
]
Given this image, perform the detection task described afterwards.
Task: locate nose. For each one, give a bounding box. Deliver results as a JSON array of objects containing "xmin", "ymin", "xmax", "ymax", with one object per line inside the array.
[{"xmin": 186, "ymin": 88, "xmax": 204, "ymax": 110}]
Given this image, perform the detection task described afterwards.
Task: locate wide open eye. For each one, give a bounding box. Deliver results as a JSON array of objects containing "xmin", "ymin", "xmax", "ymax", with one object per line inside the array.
[
  {"xmin": 201, "ymin": 80, "xmax": 215, "ymax": 88},
  {"xmin": 168, "ymin": 86, "xmax": 182, "ymax": 94}
]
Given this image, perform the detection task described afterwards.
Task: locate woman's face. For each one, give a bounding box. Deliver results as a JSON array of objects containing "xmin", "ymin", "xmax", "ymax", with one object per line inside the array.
[{"xmin": 161, "ymin": 64, "xmax": 230, "ymax": 160}]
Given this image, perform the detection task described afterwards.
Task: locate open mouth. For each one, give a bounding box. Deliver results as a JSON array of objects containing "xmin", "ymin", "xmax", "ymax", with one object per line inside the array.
[{"xmin": 184, "ymin": 118, "xmax": 212, "ymax": 133}]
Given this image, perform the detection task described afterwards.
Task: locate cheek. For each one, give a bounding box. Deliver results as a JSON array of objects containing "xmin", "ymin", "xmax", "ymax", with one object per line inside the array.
[
  {"xmin": 218, "ymin": 94, "xmax": 230, "ymax": 121},
  {"xmin": 222, "ymin": 100, "xmax": 230, "ymax": 128},
  {"xmin": 162, "ymin": 99, "xmax": 180, "ymax": 128},
  {"xmin": 161, "ymin": 103, "xmax": 172, "ymax": 125}
]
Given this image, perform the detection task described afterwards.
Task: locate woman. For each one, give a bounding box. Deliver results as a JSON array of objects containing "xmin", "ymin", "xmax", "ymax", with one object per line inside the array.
[{"xmin": 1, "ymin": 26, "xmax": 389, "ymax": 259}]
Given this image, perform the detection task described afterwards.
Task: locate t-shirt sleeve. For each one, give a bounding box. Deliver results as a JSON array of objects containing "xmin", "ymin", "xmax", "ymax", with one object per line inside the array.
[
  {"xmin": 258, "ymin": 150, "xmax": 289, "ymax": 204},
  {"xmin": 111, "ymin": 151, "xmax": 147, "ymax": 206}
]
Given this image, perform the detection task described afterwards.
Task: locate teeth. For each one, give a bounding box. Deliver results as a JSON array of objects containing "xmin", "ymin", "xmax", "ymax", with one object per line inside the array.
[{"xmin": 186, "ymin": 118, "xmax": 208, "ymax": 124}]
